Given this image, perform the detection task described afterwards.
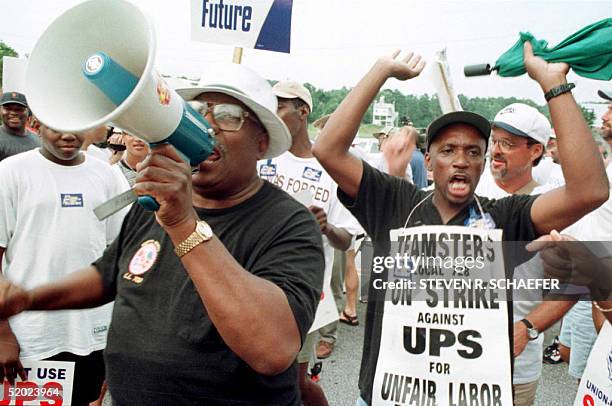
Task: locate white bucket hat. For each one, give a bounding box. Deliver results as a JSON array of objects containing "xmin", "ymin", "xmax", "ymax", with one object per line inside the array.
[{"xmin": 175, "ymin": 63, "xmax": 291, "ymax": 159}]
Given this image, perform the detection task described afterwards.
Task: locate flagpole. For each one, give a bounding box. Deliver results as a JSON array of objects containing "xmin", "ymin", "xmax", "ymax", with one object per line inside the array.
[{"xmin": 232, "ymin": 47, "xmax": 243, "ymax": 64}]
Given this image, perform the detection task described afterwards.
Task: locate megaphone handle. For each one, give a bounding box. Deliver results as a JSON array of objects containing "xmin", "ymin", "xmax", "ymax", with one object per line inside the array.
[
  {"xmin": 134, "ymin": 140, "xmax": 193, "ymax": 212},
  {"xmin": 137, "ymin": 195, "xmax": 161, "ymax": 211}
]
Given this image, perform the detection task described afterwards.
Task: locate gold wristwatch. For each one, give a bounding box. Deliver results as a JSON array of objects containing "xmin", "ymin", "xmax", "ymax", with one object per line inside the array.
[{"xmin": 174, "ymin": 220, "xmax": 213, "ymax": 258}]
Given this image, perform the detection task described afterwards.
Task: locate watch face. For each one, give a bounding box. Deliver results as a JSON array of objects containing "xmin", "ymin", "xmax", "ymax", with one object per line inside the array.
[
  {"xmin": 196, "ymin": 221, "xmax": 213, "ymax": 239},
  {"xmin": 528, "ymin": 328, "xmax": 539, "ymax": 340}
]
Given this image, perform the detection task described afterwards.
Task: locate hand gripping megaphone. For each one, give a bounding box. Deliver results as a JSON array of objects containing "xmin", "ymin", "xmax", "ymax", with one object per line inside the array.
[{"xmin": 25, "ymin": 0, "xmax": 215, "ymax": 212}]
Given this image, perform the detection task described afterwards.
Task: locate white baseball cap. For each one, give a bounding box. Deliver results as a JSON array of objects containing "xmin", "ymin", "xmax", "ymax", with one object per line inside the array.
[
  {"xmin": 175, "ymin": 63, "xmax": 291, "ymax": 159},
  {"xmin": 493, "ymin": 103, "xmax": 551, "ymax": 145},
  {"xmin": 272, "ymin": 81, "xmax": 313, "ymax": 112}
]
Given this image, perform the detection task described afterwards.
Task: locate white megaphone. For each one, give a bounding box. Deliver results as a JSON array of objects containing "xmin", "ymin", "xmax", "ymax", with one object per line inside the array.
[{"xmin": 25, "ymin": 0, "xmax": 215, "ymax": 211}]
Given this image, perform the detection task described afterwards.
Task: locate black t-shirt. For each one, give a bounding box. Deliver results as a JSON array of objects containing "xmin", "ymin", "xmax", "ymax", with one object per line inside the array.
[
  {"xmin": 0, "ymin": 126, "xmax": 40, "ymax": 161},
  {"xmin": 338, "ymin": 162, "xmax": 538, "ymax": 404},
  {"xmin": 93, "ymin": 181, "xmax": 324, "ymax": 405}
]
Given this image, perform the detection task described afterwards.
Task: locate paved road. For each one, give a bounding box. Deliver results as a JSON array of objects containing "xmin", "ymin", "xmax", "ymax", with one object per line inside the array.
[
  {"xmin": 316, "ymin": 303, "xmax": 578, "ymax": 406},
  {"xmin": 101, "ymin": 304, "xmax": 578, "ymax": 406}
]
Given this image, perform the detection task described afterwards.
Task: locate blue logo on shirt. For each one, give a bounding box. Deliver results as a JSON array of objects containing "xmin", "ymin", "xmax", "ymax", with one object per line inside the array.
[
  {"xmin": 302, "ymin": 167, "xmax": 322, "ymax": 182},
  {"xmin": 464, "ymin": 206, "xmax": 496, "ymax": 229},
  {"xmin": 61, "ymin": 194, "xmax": 84, "ymax": 208},
  {"xmin": 260, "ymin": 164, "xmax": 277, "ymax": 177}
]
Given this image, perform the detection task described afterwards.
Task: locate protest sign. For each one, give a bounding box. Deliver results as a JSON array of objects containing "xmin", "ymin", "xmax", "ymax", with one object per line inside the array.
[
  {"xmin": 2, "ymin": 56, "xmax": 27, "ymax": 93},
  {"xmin": 0, "ymin": 360, "xmax": 74, "ymax": 406},
  {"xmin": 429, "ymin": 49, "xmax": 462, "ymax": 114},
  {"xmin": 574, "ymin": 321, "xmax": 612, "ymax": 406},
  {"xmin": 191, "ymin": 0, "xmax": 293, "ymax": 53},
  {"xmin": 371, "ymin": 225, "xmax": 513, "ymax": 405}
]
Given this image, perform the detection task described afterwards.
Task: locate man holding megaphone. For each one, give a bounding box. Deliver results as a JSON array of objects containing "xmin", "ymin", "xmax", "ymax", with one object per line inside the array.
[{"xmin": 0, "ymin": 64, "xmax": 326, "ymax": 405}]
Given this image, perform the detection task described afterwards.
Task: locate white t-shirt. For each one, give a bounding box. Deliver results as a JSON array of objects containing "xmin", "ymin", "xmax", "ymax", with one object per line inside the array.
[
  {"xmin": 564, "ymin": 164, "xmax": 612, "ymax": 241},
  {"xmin": 0, "ymin": 149, "xmax": 130, "ymax": 360},
  {"xmin": 86, "ymin": 144, "xmax": 112, "ymax": 164},
  {"xmin": 259, "ymin": 153, "xmax": 361, "ymax": 234},
  {"xmin": 532, "ymin": 157, "xmax": 565, "ymax": 189},
  {"xmin": 475, "ymin": 169, "xmax": 553, "ymax": 384},
  {"xmin": 370, "ymin": 153, "xmax": 414, "ymax": 183},
  {"xmin": 476, "ymin": 167, "xmax": 554, "ymax": 200},
  {"xmin": 258, "ymin": 153, "xmax": 362, "ymax": 327},
  {"xmin": 350, "ymin": 145, "xmax": 370, "ymax": 162}
]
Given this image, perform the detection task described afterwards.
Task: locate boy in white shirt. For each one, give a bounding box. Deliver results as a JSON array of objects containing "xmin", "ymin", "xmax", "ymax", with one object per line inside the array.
[{"xmin": 0, "ymin": 123, "xmax": 129, "ymax": 405}]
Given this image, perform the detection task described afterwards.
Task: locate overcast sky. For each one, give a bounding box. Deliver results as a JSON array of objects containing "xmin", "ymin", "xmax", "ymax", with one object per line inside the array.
[{"xmin": 1, "ymin": 0, "xmax": 610, "ymax": 121}]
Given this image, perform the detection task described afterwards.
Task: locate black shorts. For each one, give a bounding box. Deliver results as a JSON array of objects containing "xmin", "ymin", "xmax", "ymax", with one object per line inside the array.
[{"xmin": 44, "ymin": 350, "xmax": 105, "ymax": 405}]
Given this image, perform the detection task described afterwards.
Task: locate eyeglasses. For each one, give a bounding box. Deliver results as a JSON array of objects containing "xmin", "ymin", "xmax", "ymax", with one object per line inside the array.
[
  {"xmin": 491, "ymin": 138, "xmax": 536, "ymax": 153},
  {"xmin": 188, "ymin": 101, "xmax": 258, "ymax": 132}
]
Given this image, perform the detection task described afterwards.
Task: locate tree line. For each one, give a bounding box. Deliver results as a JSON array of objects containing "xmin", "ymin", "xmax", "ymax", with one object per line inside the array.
[{"xmin": 303, "ymin": 84, "xmax": 596, "ymax": 128}]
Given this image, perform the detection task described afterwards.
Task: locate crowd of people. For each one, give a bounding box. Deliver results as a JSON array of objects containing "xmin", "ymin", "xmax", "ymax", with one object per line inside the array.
[{"xmin": 0, "ymin": 38, "xmax": 610, "ymax": 406}]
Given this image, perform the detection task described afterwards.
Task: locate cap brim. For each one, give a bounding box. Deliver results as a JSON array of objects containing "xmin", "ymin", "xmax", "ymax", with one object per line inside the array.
[
  {"xmin": 492, "ymin": 121, "xmax": 531, "ymax": 139},
  {"xmin": 598, "ymin": 89, "xmax": 612, "ymax": 101},
  {"xmin": 0, "ymin": 101, "xmax": 28, "ymax": 108},
  {"xmin": 176, "ymin": 86, "xmax": 291, "ymax": 159},
  {"xmin": 426, "ymin": 111, "xmax": 491, "ymax": 150},
  {"xmin": 272, "ymin": 89, "xmax": 313, "ymax": 112},
  {"xmin": 272, "ymin": 89, "xmax": 298, "ymax": 99}
]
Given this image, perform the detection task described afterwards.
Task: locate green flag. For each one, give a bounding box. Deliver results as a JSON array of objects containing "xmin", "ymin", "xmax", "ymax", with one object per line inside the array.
[{"xmin": 494, "ymin": 18, "xmax": 612, "ymax": 80}]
